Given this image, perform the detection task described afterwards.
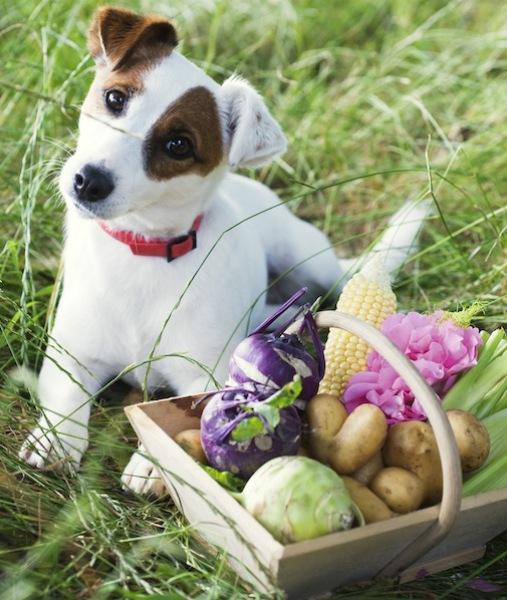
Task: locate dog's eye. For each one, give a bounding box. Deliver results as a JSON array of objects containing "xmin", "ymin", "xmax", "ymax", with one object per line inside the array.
[
  {"xmin": 105, "ymin": 89, "xmax": 127, "ymax": 114},
  {"xmin": 164, "ymin": 135, "xmax": 194, "ymax": 160}
]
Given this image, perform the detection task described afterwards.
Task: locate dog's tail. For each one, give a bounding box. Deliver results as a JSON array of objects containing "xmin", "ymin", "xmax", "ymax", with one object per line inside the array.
[{"xmin": 339, "ymin": 198, "xmax": 431, "ymax": 280}]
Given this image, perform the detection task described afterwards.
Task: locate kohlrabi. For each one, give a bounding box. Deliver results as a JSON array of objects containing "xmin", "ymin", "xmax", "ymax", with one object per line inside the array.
[
  {"xmin": 200, "ymin": 378, "xmax": 302, "ymax": 479},
  {"xmin": 236, "ymin": 456, "xmax": 362, "ymax": 543},
  {"xmin": 228, "ymin": 288, "xmax": 325, "ymax": 404}
]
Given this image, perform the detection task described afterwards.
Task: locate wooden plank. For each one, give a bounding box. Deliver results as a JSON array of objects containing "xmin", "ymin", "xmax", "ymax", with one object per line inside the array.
[{"xmin": 400, "ymin": 546, "xmax": 486, "ymax": 582}]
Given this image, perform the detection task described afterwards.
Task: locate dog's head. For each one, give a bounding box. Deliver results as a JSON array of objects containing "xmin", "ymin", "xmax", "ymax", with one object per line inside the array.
[{"xmin": 60, "ymin": 7, "xmax": 286, "ymax": 230}]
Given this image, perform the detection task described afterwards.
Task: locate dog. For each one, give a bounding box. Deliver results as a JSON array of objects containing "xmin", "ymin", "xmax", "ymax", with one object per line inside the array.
[{"xmin": 19, "ymin": 7, "xmax": 428, "ymax": 495}]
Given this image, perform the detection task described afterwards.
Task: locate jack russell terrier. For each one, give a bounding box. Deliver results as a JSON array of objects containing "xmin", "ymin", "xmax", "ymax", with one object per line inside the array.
[{"xmin": 19, "ymin": 7, "xmax": 428, "ymax": 495}]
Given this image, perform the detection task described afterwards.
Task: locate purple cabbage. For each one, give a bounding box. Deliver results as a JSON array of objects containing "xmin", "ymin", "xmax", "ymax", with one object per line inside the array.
[
  {"xmin": 228, "ymin": 289, "xmax": 325, "ymax": 403},
  {"xmin": 200, "ymin": 383, "xmax": 301, "ymax": 479}
]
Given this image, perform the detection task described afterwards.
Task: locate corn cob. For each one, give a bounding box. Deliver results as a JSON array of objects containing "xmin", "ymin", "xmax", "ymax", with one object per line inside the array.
[{"xmin": 319, "ymin": 255, "xmax": 397, "ymax": 398}]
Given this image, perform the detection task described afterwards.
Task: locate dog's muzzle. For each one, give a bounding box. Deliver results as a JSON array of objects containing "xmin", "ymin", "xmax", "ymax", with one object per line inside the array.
[{"xmin": 73, "ymin": 164, "xmax": 115, "ymax": 203}]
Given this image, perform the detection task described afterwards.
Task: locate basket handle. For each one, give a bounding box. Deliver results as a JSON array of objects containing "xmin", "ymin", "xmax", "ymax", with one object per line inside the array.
[{"xmin": 290, "ymin": 310, "xmax": 463, "ymax": 576}]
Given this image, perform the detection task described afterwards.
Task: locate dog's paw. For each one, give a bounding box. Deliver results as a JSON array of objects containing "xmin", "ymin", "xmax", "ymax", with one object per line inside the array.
[
  {"xmin": 121, "ymin": 448, "xmax": 167, "ymax": 497},
  {"xmin": 19, "ymin": 423, "xmax": 87, "ymax": 473}
]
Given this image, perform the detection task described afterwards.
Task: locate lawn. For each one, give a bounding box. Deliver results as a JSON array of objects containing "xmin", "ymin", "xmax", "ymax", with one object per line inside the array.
[{"xmin": 1, "ymin": 0, "xmax": 507, "ymax": 597}]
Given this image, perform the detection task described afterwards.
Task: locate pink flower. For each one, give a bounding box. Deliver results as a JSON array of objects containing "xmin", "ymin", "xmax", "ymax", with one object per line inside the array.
[{"xmin": 343, "ymin": 311, "xmax": 482, "ymax": 424}]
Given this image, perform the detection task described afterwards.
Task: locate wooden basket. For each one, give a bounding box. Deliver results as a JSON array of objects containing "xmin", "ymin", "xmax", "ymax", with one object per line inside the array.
[{"xmin": 125, "ymin": 311, "xmax": 507, "ymax": 598}]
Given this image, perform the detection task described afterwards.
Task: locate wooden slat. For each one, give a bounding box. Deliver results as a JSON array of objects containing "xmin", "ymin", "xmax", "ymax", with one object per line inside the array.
[{"xmin": 399, "ymin": 546, "xmax": 486, "ymax": 583}]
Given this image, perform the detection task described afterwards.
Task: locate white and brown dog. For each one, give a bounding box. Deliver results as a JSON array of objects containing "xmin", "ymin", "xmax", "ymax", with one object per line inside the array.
[{"xmin": 19, "ymin": 7, "xmax": 428, "ymax": 495}]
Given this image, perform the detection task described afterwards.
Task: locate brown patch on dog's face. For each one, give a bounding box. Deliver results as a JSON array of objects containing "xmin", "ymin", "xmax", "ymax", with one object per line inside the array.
[
  {"xmin": 142, "ymin": 86, "xmax": 224, "ymax": 181},
  {"xmin": 83, "ymin": 8, "xmax": 179, "ymax": 121},
  {"xmin": 88, "ymin": 7, "xmax": 177, "ymax": 72}
]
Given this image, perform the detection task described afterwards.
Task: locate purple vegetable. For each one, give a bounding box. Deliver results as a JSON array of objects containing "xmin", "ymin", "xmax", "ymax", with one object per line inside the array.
[
  {"xmin": 200, "ymin": 383, "xmax": 301, "ymax": 479},
  {"xmin": 228, "ymin": 289, "xmax": 325, "ymax": 403}
]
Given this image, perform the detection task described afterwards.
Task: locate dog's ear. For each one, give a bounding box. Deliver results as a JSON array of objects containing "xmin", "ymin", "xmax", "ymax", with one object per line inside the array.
[
  {"xmin": 221, "ymin": 76, "xmax": 287, "ymax": 169},
  {"xmin": 88, "ymin": 7, "xmax": 178, "ymax": 71}
]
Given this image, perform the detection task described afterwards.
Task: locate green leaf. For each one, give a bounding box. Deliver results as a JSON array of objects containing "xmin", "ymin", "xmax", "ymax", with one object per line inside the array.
[
  {"xmin": 254, "ymin": 375, "xmax": 303, "ymax": 430},
  {"xmin": 230, "ymin": 416, "xmax": 265, "ymax": 442},
  {"xmin": 254, "ymin": 403, "xmax": 280, "ymax": 430},
  {"xmin": 230, "ymin": 376, "xmax": 303, "ymax": 442},
  {"xmin": 202, "ymin": 466, "xmax": 245, "ymax": 492},
  {"xmin": 441, "ymin": 302, "xmax": 488, "ymax": 328},
  {"xmin": 443, "ymin": 328, "xmax": 507, "ymax": 415},
  {"xmin": 263, "ymin": 376, "xmax": 303, "ymax": 410}
]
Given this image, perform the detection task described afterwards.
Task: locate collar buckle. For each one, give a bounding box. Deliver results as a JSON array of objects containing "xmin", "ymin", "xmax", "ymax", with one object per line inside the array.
[{"xmin": 166, "ymin": 230, "xmax": 197, "ymax": 262}]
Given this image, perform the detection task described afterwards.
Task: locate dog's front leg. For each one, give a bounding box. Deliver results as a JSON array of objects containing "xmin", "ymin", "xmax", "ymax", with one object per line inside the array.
[
  {"xmin": 19, "ymin": 346, "xmax": 104, "ymax": 473},
  {"xmin": 121, "ymin": 375, "xmax": 211, "ymax": 496},
  {"xmin": 121, "ymin": 444, "xmax": 167, "ymax": 497}
]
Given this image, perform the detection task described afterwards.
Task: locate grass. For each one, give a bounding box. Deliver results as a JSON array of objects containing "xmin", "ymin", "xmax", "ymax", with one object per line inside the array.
[{"xmin": 1, "ymin": 0, "xmax": 507, "ymax": 597}]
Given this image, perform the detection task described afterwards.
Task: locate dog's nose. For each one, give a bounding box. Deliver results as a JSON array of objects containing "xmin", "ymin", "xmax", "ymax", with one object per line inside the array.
[{"xmin": 73, "ymin": 165, "xmax": 115, "ymax": 202}]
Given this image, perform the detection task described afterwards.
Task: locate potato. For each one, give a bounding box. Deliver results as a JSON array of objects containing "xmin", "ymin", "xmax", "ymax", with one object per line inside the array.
[
  {"xmin": 383, "ymin": 421, "xmax": 442, "ymax": 504},
  {"xmin": 447, "ymin": 409, "xmax": 490, "ymax": 472},
  {"xmin": 328, "ymin": 404, "xmax": 388, "ymax": 474},
  {"xmin": 343, "ymin": 476, "xmax": 392, "ymax": 524},
  {"xmin": 352, "ymin": 452, "xmax": 384, "ymax": 485},
  {"xmin": 175, "ymin": 429, "xmax": 207, "ymax": 464},
  {"xmin": 370, "ymin": 467, "xmax": 424, "ymax": 514},
  {"xmin": 307, "ymin": 393, "xmax": 348, "ymax": 462}
]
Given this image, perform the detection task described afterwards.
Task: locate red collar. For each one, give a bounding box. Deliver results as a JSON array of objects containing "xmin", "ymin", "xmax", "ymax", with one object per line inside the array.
[{"xmin": 99, "ymin": 214, "xmax": 204, "ymax": 262}]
